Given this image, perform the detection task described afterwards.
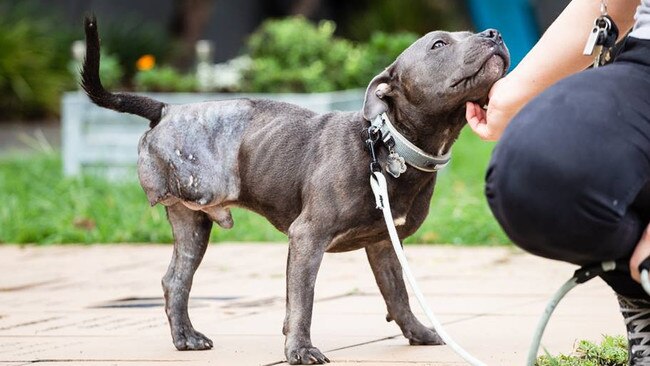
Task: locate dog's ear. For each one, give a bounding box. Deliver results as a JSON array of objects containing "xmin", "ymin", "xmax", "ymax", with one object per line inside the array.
[{"xmin": 362, "ymin": 69, "xmax": 394, "ymax": 121}]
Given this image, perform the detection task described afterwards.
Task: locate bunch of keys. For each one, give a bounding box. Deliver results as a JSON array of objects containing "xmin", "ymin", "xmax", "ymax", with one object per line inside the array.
[{"xmin": 583, "ymin": 1, "xmax": 619, "ymax": 68}]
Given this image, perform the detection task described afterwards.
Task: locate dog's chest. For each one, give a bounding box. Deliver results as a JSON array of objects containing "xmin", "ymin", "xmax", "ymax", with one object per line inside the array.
[
  {"xmin": 324, "ymin": 175, "xmax": 436, "ymax": 253},
  {"xmin": 324, "ymin": 201, "xmax": 427, "ymax": 253}
]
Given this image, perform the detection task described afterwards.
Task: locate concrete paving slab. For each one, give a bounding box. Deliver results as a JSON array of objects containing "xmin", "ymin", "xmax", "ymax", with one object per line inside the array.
[{"xmin": 0, "ymin": 244, "xmax": 627, "ymax": 365}]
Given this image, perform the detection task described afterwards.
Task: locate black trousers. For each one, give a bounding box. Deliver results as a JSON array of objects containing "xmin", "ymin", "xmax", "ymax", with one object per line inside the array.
[{"xmin": 486, "ymin": 37, "xmax": 650, "ymax": 298}]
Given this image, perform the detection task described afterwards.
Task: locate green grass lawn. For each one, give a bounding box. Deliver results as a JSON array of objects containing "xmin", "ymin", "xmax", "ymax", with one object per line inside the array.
[{"xmin": 0, "ymin": 128, "xmax": 509, "ymax": 245}]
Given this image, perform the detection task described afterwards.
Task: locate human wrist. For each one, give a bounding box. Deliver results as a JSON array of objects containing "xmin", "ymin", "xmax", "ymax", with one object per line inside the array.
[
  {"xmin": 484, "ymin": 74, "xmax": 530, "ymax": 119},
  {"xmin": 499, "ymin": 70, "xmax": 543, "ymax": 109}
]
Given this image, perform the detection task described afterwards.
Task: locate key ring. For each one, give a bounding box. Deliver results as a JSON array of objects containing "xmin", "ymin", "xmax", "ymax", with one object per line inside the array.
[{"xmin": 596, "ymin": 16, "xmax": 612, "ymax": 31}]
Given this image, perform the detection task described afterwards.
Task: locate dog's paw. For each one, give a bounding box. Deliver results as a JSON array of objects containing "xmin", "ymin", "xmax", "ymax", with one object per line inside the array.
[
  {"xmin": 406, "ymin": 327, "xmax": 445, "ymax": 346},
  {"xmin": 287, "ymin": 346, "xmax": 330, "ymax": 364},
  {"xmin": 172, "ymin": 328, "xmax": 213, "ymax": 351}
]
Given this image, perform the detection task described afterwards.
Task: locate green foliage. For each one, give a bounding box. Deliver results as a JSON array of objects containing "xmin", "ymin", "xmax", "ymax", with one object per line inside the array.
[
  {"xmin": 341, "ymin": 0, "xmax": 470, "ymax": 42},
  {"xmin": 242, "ymin": 17, "xmax": 417, "ymax": 93},
  {"xmin": 101, "ymin": 18, "xmax": 172, "ymax": 80},
  {"xmin": 69, "ymin": 52, "xmax": 124, "ymax": 91},
  {"xmin": 0, "ymin": 3, "xmax": 75, "ymax": 119},
  {"xmin": 0, "ymin": 129, "xmax": 509, "ymax": 245},
  {"xmin": 360, "ymin": 31, "xmax": 419, "ymax": 81},
  {"xmin": 134, "ymin": 66, "xmax": 197, "ymax": 93},
  {"xmin": 244, "ymin": 17, "xmax": 350, "ymax": 92},
  {"xmin": 536, "ymin": 335, "xmax": 628, "ymax": 366},
  {"xmin": 96, "ymin": 53, "xmax": 125, "ymax": 90}
]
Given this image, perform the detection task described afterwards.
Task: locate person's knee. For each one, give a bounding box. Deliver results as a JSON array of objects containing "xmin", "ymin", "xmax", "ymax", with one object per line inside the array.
[
  {"xmin": 485, "ymin": 68, "xmax": 650, "ymax": 265},
  {"xmin": 485, "ymin": 126, "xmax": 625, "ymax": 264},
  {"xmin": 485, "ymin": 140, "xmax": 556, "ymax": 258}
]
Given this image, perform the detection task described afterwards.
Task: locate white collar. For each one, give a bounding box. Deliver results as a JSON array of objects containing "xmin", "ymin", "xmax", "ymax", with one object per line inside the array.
[{"xmin": 371, "ymin": 113, "xmax": 451, "ymax": 177}]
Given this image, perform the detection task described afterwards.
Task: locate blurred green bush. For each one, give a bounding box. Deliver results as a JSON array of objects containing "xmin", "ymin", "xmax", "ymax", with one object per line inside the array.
[
  {"xmin": 0, "ymin": 4, "xmax": 173, "ymax": 120},
  {"xmin": 0, "ymin": 11, "xmax": 426, "ymax": 119},
  {"xmin": 242, "ymin": 17, "xmax": 417, "ymax": 93},
  {"xmin": 69, "ymin": 51, "xmax": 124, "ymax": 91},
  {"xmin": 130, "ymin": 17, "xmax": 418, "ymax": 94},
  {"xmin": 101, "ymin": 17, "xmax": 172, "ymax": 82},
  {"xmin": 134, "ymin": 66, "xmax": 197, "ymax": 92},
  {"xmin": 340, "ymin": 0, "xmax": 469, "ymax": 42},
  {"xmin": 359, "ymin": 31, "xmax": 421, "ymax": 82},
  {"xmin": 0, "ymin": 3, "xmax": 75, "ymax": 119}
]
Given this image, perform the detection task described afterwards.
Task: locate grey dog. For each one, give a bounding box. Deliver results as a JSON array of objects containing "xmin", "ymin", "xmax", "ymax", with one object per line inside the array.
[{"xmin": 81, "ymin": 16, "xmax": 508, "ymax": 364}]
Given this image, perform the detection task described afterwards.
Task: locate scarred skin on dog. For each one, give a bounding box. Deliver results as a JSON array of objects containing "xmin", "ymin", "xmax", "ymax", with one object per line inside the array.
[{"xmin": 81, "ymin": 16, "xmax": 509, "ymax": 365}]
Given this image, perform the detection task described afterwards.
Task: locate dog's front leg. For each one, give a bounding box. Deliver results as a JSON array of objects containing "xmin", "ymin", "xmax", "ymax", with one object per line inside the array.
[
  {"xmin": 283, "ymin": 220, "xmax": 330, "ymax": 365},
  {"xmin": 162, "ymin": 203, "xmax": 213, "ymax": 350},
  {"xmin": 366, "ymin": 240, "xmax": 444, "ymax": 345}
]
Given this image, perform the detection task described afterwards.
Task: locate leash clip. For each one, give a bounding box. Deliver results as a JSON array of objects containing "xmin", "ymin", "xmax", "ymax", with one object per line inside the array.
[{"xmin": 366, "ymin": 125, "xmax": 382, "ymax": 173}]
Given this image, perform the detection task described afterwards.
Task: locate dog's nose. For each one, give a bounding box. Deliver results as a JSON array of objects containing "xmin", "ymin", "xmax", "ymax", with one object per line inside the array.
[{"xmin": 479, "ymin": 29, "xmax": 503, "ymax": 45}]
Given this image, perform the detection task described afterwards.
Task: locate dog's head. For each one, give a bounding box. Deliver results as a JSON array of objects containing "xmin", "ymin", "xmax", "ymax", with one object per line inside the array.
[{"xmin": 363, "ymin": 29, "xmax": 510, "ymax": 129}]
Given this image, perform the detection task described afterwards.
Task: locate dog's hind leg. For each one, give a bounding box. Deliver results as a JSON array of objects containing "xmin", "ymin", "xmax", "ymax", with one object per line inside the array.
[
  {"xmin": 162, "ymin": 203, "xmax": 213, "ymax": 350},
  {"xmin": 365, "ymin": 240, "xmax": 444, "ymax": 346}
]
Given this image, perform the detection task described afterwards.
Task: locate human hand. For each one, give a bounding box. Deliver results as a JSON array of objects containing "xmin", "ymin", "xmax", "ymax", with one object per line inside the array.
[{"xmin": 465, "ymin": 77, "xmax": 527, "ymax": 141}]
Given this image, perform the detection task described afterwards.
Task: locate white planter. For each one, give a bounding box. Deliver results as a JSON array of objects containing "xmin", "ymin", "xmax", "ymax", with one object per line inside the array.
[{"xmin": 61, "ymin": 89, "xmax": 364, "ymax": 177}]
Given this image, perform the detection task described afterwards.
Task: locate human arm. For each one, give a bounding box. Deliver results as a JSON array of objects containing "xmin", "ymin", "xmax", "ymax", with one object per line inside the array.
[{"xmin": 466, "ymin": 0, "xmax": 638, "ymax": 141}]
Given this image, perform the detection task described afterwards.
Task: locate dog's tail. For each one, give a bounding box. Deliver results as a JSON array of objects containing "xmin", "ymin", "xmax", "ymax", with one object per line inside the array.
[{"xmin": 81, "ymin": 16, "xmax": 164, "ymax": 128}]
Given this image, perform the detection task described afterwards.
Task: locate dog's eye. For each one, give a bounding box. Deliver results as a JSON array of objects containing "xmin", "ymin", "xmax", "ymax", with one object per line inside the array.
[{"xmin": 431, "ymin": 40, "xmax": 447, "ymax": 50}]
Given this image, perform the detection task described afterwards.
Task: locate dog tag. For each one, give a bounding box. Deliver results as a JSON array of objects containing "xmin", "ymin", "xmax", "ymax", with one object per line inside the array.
[{"xmin": 386, "ymin": 153, "xmax": 407, "ymax": 178}]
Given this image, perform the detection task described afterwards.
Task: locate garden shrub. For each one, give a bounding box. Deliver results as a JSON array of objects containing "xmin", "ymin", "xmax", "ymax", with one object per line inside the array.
[
  {"xmin": 134, "ymin": 66, "xmax": 197, "ymax": 92},
  {"xmin": 68, "ymin": 51, "xmax": 124, "ymax": 91},
  {"xmin": 242, "ymin": 16, "xmax": 417, "ymax": 93},
  {"xmin": 0, "ymin": 3, "xmax": 75, "ymax": 119},
  {"xmin": 101, "ymin": 17, "xmax": 172, "ymax": 81},
  {"xmin": 361, "ymin": 31, "xmax": 419, "ymax": 81},
  {"xmin": 0, "ymin": 10, "xmax": 428, "ymax": 120},
  {"xmin": 340, "ymin": 0, "xmax": 469, "ymax": 42}
]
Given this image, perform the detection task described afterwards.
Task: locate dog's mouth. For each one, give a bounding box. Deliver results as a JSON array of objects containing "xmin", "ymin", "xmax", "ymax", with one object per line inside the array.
[{"xmin": 449, "ymin": 49, "xmax": 509, "ymax": 90}]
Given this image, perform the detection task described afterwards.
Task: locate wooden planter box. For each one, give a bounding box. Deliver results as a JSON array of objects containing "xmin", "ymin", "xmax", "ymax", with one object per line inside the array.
[{"xmin": 61, "ymin": 89, "xmax": 364, "ymax": 177}]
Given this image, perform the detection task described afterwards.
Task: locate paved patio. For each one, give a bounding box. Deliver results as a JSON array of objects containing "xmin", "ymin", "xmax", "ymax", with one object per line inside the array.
[{"xmin": 0, "ymin": 244, "xmax": 625, "ymax": 365}]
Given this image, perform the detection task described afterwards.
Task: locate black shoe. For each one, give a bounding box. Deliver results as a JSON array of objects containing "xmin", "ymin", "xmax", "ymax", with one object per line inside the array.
[{"xmin": 618, "ymin": 294, "xmax": 650, "ymax": 365}]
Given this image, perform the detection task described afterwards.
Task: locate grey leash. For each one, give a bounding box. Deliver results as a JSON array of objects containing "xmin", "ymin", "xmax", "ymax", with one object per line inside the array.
[
  {"xmin": 527, "ymin": 260, "xmax": 650, "ymax": 366},
  {"xmin": 526, "ymin": 261, "xmax": 623, "ymax": 366}
]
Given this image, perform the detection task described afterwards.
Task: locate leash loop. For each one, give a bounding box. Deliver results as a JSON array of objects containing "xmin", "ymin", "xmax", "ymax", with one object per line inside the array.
[{"xmin": 369, "ymin": 172, "xmax": 385, "ymax": 210}]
